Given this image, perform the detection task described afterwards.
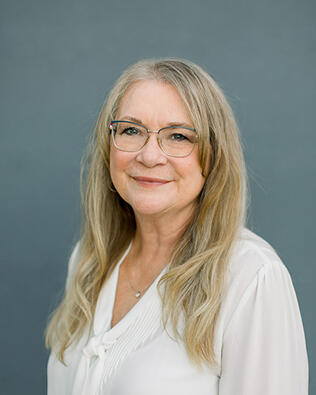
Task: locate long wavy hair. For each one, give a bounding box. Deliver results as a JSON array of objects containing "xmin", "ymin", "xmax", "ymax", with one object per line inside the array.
[{"xmin": 45, "ymin": 58, "xmax": 249, "ymax": 368}]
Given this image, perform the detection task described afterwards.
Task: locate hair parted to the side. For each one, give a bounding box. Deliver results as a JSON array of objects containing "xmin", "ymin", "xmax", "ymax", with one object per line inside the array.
[{"xmin": 45, "ymin": 58, "xmax": 249, "ymax": 368}]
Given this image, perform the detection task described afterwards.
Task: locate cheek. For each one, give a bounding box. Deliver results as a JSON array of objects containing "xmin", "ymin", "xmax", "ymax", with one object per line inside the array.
[
  {"xmin": 109, "ymin": 150, "xmax": 117, "ymax": 181},
  {"xmin": 109, "ymin": 148, "xmax": 135, "ymax": 199},
  {"xmin": 175, "ymin": 157, "xmax": 205, "ymax": 191},
  {"xmin": 110, "ymin": 148, "xmax": 127, "ymax": 177},
  {"xmin": 187, "ymin": 151, "xmax": 203, "ymax": 176}
]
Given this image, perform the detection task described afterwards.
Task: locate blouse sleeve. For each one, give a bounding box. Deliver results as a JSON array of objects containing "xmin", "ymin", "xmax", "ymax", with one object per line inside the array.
[{"xmin": 219, "ymin": 260, "xmax": 309, "ymax": 395}]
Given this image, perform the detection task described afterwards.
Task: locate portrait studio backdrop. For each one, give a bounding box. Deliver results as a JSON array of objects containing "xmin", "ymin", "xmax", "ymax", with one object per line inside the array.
[{"xmin": 0, "ymin": 0, "xmax": 315, "ymax": 393}]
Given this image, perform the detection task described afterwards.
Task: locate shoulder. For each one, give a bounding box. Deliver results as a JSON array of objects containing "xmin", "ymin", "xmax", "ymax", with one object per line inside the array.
[
  {"xmin": 228, "ymin": 226, "xmax": 289, "ymax": 283},
  {"xmin": 219, "ymin": 227, "xmax": 294, "ymax": 331}
]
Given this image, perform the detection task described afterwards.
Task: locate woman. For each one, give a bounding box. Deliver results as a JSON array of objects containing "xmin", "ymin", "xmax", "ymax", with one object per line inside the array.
[{"xmin": 45, "ymin": 58, "xmax": 308, "ymax": 394}]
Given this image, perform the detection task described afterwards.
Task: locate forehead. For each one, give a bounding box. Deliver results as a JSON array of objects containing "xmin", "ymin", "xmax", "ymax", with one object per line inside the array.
[{"xmin": 117, "ymin": 80, "xmax": 192, "ymax": 126}]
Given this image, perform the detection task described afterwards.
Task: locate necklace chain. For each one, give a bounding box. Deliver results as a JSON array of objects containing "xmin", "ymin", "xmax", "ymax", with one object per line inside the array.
[{"xmin": 124, "ymin": 260, "xmax": 154, "ymax": 299}]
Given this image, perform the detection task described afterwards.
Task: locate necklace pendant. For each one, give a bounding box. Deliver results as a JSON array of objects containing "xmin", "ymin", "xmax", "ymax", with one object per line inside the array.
[{"xmin": 135, "ymin": 291, "xmax": 141, "ymax": 298}]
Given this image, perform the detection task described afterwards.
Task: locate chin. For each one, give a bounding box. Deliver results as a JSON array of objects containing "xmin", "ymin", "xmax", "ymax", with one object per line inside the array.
[{"xmin": 129, "ymin": 197, "xmax": 173, "ymax": 217}]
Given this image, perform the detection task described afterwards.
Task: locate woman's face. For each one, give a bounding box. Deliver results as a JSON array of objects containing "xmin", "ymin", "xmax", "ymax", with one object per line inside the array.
[{"xmin": 110, "ymin": 79, "xmax": 207, "ymax": 219}]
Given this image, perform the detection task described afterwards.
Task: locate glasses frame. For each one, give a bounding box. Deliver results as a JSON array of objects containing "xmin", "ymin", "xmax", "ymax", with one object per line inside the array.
[{"xmin": 109, "ymin": 120, "xmax": 198, "ymax": 158}]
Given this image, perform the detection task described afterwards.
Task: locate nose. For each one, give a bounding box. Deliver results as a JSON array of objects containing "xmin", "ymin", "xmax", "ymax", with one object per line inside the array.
[{"xmin": 135, "ymin": 132, "xmax": 168, "ymax": 167}]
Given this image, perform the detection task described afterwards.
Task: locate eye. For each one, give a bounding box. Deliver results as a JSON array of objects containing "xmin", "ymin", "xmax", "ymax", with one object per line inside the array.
[
  {"xmin": 119, "ymin": 127, "xmax": 140, "ymax": 136},
  {"xmin": 162, "ymin": 127, "xmax": 197, "ymax": 144},
  {"xmin": 170, "ymin": 133, "xmax": 188, "ymax": 141}
]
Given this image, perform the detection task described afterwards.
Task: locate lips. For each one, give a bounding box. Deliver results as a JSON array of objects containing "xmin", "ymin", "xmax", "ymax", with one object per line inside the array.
[{"xmin": 132, "ymin": 176, "xmax": 171, "ymax": 186}]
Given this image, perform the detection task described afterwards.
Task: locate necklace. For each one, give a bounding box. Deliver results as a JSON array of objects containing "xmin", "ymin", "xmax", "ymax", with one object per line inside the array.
[{"xmin": 124, "ymin": 260, "xmax": 154, "ymax": 298}]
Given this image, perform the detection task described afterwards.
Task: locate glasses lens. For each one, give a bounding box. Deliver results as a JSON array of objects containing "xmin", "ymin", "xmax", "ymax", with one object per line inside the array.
[
  {"xmin": 112, "ymin": 122, "xmax": 147, "ymax": 152},
  {"xmin": 160, "ymin": 127, "xmax": 197, "ymax": 157}
]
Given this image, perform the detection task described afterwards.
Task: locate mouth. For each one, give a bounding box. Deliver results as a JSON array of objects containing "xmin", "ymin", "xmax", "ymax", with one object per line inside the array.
[{"xmin": 132, "ymin": 176, "xmax": 172, "ymax": 187}]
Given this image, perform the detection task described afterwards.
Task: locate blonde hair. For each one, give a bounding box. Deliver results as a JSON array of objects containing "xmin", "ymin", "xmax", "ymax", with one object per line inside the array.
[{"xmin": 45, "ymin": 58, "xmax": 249, "ymax": 368}]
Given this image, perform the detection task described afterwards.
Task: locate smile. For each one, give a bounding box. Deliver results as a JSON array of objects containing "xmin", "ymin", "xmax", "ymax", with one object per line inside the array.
[{"xmin": 132, "ymin": 176, "xmax": 171, "ymax": 187}]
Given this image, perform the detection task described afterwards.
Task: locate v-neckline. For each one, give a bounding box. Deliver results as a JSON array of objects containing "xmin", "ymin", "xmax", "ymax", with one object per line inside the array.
[{"xmin": 93, "ymin": 243, "xmax": 169, "ymax": 339}]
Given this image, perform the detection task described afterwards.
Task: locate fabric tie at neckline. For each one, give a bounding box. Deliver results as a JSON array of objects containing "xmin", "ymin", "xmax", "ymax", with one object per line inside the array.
[
  {"xmin": 83, "ymin": 334, "xmax": 117, "ymax": 359},
  {"xmin": 71, "ymin": 334, "xmax": 118, "ymax": 395}
]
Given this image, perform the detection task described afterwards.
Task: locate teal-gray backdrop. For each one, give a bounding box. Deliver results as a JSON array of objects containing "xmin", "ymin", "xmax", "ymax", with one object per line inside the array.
[{"xmin": 1, "ymin": 0, "xmax": 314, "ymax": 393}]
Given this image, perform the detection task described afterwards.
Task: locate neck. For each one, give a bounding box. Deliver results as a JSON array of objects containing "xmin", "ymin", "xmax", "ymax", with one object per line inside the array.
[{"xmin": 127, "ymin": 205, "xmax": 195, "ymax": 274}]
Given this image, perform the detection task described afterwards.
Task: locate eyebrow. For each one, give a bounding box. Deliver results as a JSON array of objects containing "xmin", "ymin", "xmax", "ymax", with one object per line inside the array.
[{"xmin": 120, "ymin": 115, "xmax": 194, "ymax": 129}]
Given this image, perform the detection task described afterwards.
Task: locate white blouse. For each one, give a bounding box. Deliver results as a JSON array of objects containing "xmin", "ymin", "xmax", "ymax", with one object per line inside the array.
[{"xmin": 47, "ymin": 228, "xmax": 309, "ymax": 394}]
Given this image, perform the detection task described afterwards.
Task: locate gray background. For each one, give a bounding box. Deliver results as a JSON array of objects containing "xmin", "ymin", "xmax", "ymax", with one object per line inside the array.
[{"xmin": 1, "ymin": 0, "xmax": 315, "ymax": 393}]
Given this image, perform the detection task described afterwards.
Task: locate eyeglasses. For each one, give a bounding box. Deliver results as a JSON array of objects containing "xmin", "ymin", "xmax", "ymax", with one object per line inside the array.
[{"xmin": 109, "ymin": 120, "xmax": 198, "ymax": 158}]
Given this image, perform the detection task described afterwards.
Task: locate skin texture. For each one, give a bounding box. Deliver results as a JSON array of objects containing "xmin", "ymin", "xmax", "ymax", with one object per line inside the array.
[{"xmin": 110, "ymin": 80, "xmax": 206, "ymax": 222}]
